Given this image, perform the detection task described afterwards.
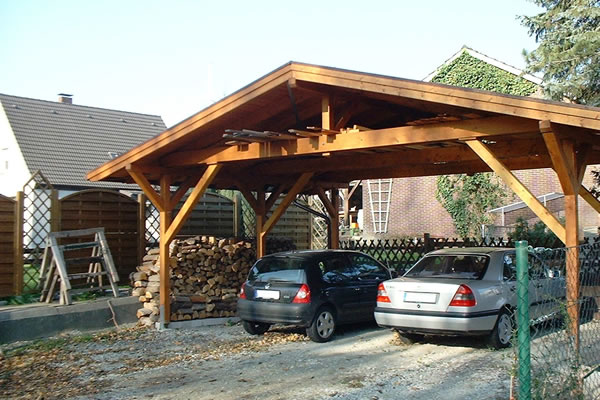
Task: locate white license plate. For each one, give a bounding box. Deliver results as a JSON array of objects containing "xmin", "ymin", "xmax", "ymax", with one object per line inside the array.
[
  {"xmin": 404, "ymin": 291, "xmax": 438, "ymax": 304},
  {"xmin": 255, "ymin": 289, "xmax": 280, "ymax": 300}
]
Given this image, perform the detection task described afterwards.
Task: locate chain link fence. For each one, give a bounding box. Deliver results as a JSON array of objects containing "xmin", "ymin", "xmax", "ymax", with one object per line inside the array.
[{"xmin": 512, "ymin": 239, "xmax": 600, "ymax": 400}]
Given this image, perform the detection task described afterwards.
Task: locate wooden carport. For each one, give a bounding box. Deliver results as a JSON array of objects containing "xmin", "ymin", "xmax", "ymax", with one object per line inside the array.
[{"xmin": 87, "ymin": 62, "xmax": 600, "ymax": 338}]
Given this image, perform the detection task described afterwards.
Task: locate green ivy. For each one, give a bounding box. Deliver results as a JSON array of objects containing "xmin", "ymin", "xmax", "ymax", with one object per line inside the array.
[
  {"xmin": 435, "ymin": 173, "xmax": 506, "ymax": 239},
  {"xmin": 431, "ymin": 52, "xmax": 538, "ymax": 96},
  {"xmin": 433, "ymin": 50, "xmax": 536, "ymax": 238}
]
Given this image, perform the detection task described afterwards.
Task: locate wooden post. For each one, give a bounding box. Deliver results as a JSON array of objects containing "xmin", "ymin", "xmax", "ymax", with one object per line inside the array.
[
  {"xmin": 137, "ymin": 193, "xmax": 146, "ymax": 266},
  {"xmin": 159, "ymin": 175, "xmax": 172, "ymax": 328},
  {"xmin": 233, "ymin": 192, "xmax": 242, "ymax": 239},
  {"xmin": 330, "ymin": 188, "xmax": 340, "ymax": 249},
  {"xmin": 565, "ymin": 193, "xmax": 580, "ymax": 348},
  {"xmin": 255, "ymin": 189, "xmax": 266, "ymax": 258},
  {"xmin": 50, "ymin": 189, "xmax": 60, "ymax": 233},
  {"xmin": 14, "ymin": 191, "xmax": 24, "ymax": 296}
]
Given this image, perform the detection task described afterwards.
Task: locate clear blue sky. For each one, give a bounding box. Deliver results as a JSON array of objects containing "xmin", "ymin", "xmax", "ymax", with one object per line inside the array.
[{"xmin": 0, "ymin": 0, "xmax": 542, "ymax": 127}]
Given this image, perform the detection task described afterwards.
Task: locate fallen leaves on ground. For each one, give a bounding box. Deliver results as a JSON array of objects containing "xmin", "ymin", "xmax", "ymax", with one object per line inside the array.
[{"xmin": 0, "ymin": 324, "xmax": 308, "ymax": 399}]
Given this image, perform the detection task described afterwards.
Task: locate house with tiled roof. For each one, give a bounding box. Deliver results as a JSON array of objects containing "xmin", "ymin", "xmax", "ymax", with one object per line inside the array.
[
  {"xmin": 0, "ymin": 93, "xmax": 166, "ymax": 197},
  {"xmin": 362, "ymin": 46, "xmax": 600, "ymax": 239}
]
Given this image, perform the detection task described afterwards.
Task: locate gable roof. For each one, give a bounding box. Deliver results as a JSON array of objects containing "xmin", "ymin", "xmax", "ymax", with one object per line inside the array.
[
  {"xmin": 0, "ymin": 93, "xmax": 166, "ymax": 190},
  {"xmin": 423, "ymin": 45, "xmax": 543, "ymax": 85},
  {"xmin": 87, "ymin": 61, "xmax": 600, "ymax": 192}
]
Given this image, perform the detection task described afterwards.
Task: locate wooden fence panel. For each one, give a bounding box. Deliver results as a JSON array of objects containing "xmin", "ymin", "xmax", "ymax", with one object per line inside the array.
[
  {"xmin": 270, "ymin": 200, "xmax": 311, "ymax": 250},
  {"xmin": 0, "ymin": 194, "xmax": 16, "ymax": 297},
  {"xmin": 60, "ymin": 190, "xmax": 139, "ymax": 279},
  {"xmin": 174, "ymin": 192, "xmax": 236, "ymax": 238}
]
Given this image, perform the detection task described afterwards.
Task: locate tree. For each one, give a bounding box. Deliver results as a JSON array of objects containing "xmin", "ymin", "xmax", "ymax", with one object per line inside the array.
[
  {"xmin": 435, "ymin": 173, "xmax": 507, "ymax": 238},
  {"xmin": 521, "ymin": 0, "xmax": 600, "ymax": 106}
]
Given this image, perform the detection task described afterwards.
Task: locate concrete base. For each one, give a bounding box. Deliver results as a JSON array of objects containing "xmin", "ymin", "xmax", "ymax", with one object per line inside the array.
[
  {"xmin": 0, "ymin": 296, "xmax": 139, "ymax": 344},
  {"xmin": 161, "ymin": 316, "xmax": 240, "ymax": 330}
]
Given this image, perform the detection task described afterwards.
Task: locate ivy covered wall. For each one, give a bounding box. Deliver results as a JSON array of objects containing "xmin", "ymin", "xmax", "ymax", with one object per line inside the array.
[{"xmin": 431, "ymin": 51, "xmax": 538, "ymax": 96}]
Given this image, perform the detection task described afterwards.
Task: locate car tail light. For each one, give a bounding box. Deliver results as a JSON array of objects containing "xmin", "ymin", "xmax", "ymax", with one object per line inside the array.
[
  {"xmin": 376, "ymin": 283, "xmax": 391, "ymax": 303},
  {"xmin": 449, "ymin": 284, "xmax": 476, "ymax": 307},
  {"xmin": 239, "ymin": 282, "xmax": 247, "ymax": 299},
  {"xmin": 292, "ymin": 284, "xmax": 311, "ymax": 303}
]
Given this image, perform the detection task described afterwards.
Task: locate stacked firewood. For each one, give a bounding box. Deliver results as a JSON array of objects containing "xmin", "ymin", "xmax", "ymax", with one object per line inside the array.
[{"xmin": 132, "ymin": 236, "xmax": 256, "ymax": 326}]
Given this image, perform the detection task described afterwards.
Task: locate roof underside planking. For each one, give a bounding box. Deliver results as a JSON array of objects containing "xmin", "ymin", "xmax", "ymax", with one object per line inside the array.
[{"xmin": 87, "ymin": 62, "xmax": 600, "ymax": 195}]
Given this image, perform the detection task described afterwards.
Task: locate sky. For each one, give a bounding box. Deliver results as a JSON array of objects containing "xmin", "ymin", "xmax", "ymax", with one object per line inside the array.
[{"xmin": 0, "ymin": 0, "xmax": 543, "ymax": 127}]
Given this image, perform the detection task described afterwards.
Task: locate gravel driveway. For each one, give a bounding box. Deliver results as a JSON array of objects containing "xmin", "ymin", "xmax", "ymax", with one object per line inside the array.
[{"xmin": 1, "ymin": 322, "xmax": 513, "ymax": 400}]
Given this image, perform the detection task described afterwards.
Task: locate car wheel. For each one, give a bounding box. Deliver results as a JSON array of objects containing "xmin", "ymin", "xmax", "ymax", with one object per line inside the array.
[
  {"xmin": 393, "ymin": 329, "xmax": 424, "ymax": 344},
  {"xmin": 242, "ymin": 320, "xmax": 271, "ymax": 335},
  {"xmin": 487, "ymin": 309, "xmax": 513, "ymax": 349},
  {"xmin": 307, "ymin": 307, "xmax": 336, "ymax": 342}
]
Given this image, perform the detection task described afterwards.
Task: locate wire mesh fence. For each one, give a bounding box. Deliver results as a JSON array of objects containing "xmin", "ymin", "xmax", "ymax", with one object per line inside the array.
[{"xmin": 511, "ymin": 240, "xmax": 600, "ymax": 400}]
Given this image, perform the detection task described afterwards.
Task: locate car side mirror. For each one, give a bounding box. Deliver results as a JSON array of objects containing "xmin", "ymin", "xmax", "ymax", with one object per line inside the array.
[{"xmin": 390, "ymin": 270, "xmax": 399, "ymax": 278}]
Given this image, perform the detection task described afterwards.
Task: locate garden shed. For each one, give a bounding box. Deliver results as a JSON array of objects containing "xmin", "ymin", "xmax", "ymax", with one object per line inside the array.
[{"xmin": 87, "ymin": 62, "xmax": 600, "ymax": 334}]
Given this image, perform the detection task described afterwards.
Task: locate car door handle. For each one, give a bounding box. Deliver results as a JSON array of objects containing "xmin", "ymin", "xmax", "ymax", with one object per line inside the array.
[{"xmin": 354, "ymin": 288, "xmax": 361, "ymax": 291}]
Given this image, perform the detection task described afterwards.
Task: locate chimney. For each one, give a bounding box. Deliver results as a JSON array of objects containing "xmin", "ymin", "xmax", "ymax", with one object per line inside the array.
[{"xmin": 58, "ymin": 93, "xmax": 73, "ymax": 104}]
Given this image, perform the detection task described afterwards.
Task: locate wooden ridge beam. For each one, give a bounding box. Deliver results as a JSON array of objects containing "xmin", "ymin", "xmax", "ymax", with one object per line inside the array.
[
  {"xmin": 163, "ymin": 116, "xmax": 539, "ymax": 167},
  {"xmin": 465, "ymin": 139, "xmax": 566, "ymax": 244}
]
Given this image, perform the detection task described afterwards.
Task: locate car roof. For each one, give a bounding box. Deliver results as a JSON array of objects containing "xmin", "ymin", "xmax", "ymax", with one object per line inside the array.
[
  {"xmin": 427, "ymin": 247, "xmax": 514, "ymax": 256},
  {"xmin": 261, "ymin": 249, "xmax": 365, "ymax": 261}
]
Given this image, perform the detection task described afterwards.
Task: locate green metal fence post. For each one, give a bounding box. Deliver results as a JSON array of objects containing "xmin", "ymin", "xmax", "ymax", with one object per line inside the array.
[{"xmin": 516, "ymin": 240, "xmax": 531, "ymax": 400}]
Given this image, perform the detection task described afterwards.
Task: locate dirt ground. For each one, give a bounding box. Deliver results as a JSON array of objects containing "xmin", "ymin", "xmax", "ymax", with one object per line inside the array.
[{"xmin": 0, "ymin": 322, "xmax": 513, "ymax": 400}]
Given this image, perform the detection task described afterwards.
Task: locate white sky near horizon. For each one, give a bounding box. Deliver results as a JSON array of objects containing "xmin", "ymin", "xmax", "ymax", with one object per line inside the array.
[{"xmin": 0, "ymin": 0, "xmax": 542, "ymax": 127}]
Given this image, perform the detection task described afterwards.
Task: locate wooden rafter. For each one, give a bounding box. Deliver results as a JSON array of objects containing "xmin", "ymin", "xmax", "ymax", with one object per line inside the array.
[{"xmin": 465, "ymin": 139, "xmax": 566, "ymax": 244}]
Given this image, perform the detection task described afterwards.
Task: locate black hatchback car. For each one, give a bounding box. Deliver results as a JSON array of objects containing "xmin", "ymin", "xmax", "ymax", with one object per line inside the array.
[{"xmin": 237, "ymin": 250, "xmax": 392, "ymax": 342}]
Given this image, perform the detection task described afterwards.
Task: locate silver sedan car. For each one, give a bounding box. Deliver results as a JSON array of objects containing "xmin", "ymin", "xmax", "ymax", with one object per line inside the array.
[{"xmin": 374, "ymin": 247, "xmax": 564, "ymax": 349}]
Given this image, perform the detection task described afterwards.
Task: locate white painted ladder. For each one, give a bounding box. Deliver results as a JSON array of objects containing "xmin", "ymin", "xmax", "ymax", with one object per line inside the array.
[{"xmin": 367, "ymin": 179, "xmax": 393, "ymax": 233}]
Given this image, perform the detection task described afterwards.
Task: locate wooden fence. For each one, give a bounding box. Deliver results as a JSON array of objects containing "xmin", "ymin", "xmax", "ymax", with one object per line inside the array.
[
  {"xmin": 4, "ymin": 188, "xmax": 312, "ymax": 297},
  {"xmin": 0, "ymin": 195, "xmax": 17, "ymax": 297}
]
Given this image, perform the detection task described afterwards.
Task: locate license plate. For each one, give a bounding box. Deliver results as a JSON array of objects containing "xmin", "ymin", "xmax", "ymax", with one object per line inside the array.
[
  {"xmin": 255, "ymin": 290, "xmax": 280, "ymax": 300},
  {"xmin": 404, "ymin": 291, "xmax": 438, "ymax": 304}
]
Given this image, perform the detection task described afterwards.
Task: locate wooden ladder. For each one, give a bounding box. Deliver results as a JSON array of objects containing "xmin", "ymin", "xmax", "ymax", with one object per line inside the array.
[{"xmin": 39, "ymin": 228, "xmax": 120, "ymax": 305}]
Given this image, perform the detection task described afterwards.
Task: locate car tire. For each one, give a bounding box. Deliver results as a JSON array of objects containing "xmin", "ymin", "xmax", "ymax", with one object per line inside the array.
[
  {"xmin": 242, "ymin": 320, "xmax": 271, "ymax": 335},
  {"xmin": 306, "ymin": 306, "xmax": 336, "ymax": 343},
  {"xmin": 393, "ymin": 330, "xmax": 424, "ymax": 344},
  {"xmin": 487, "ymin": 309, "xmax": 513, "ymax": 349}
]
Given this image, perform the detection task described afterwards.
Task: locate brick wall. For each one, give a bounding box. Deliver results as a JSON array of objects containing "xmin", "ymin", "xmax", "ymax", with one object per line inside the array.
[{"xmin": 362, "ymin": 166, "xmax": 600, "ymax": 238}]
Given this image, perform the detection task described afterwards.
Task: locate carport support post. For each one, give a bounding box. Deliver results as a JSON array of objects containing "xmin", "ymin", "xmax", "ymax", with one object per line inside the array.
[
  {"xmin": 159, "ymin": 175, "xmax": 173, "ymax": 329},
  {"xmin": 516, "ymin": 240, "xmax": 531, "ymax": 400}
]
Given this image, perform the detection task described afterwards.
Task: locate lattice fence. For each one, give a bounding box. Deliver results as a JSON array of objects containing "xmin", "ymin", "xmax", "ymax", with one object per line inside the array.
[{"xmin": 21, "ymin": 171, "xmax": 55, "ymax": 293}]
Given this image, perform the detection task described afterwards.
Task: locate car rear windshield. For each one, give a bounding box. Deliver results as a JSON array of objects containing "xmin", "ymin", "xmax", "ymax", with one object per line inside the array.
[
  {"xmin": 247, "ymin": 257, "xmax": 309, "ymax": 283},
  {"xmin": 404, "ymin": 254, "xmax": 490, "ymax": 280}
]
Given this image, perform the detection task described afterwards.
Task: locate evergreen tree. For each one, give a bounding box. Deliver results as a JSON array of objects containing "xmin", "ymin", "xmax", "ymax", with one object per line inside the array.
[{"xmin": 521, "ymin": 0, "xmax": 600, "ymax": 105}]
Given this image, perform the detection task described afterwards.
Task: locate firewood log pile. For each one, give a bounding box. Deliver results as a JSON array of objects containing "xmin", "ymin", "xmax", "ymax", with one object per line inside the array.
[{"xmin": 132, "ymin": 235, "xmax": 296, "ymax": 326}]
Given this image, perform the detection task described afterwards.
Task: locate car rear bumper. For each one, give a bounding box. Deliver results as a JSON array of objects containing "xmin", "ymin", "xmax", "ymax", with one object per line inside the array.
[
  {"xmin": 237, "ymin": 299, "xmax": 314, "ymax": 326},
  {"xmin": 374, "ymin": 307, "xmax": 498, "ymax": 335}
]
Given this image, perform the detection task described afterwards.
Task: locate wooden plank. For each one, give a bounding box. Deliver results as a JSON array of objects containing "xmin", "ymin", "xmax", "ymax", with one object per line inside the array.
[
  {"xmin": 262, "ymin": 172, "xmax": 313, "ymax": 235},
  {"xmin": 265, "ymin": 185, "xmax": 286, "ymax": 213},
  {"xmin": 322, "ymin": 95, "xmax": 333, "ymax": 131},
  {"xmin": 14, "ymin": 191, "xmax": 24, "ymax": 296},
  {"xmin": 466, "ymin": 139, "xmax": 566, "ymax": 244}
]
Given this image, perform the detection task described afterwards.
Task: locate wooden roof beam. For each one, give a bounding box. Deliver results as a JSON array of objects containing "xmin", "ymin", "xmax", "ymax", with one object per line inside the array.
[{"xmin": 165, "ymin": 116, "xmax": 539, "ymax": 167}]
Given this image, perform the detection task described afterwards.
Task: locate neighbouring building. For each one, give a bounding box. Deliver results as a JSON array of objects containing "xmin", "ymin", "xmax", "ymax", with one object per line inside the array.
[
  {"xmin": 362, "ymin": 46, "xmax": 599, "ymax": 239},
  {"xmin": 0, "ymin": 93, "xmax": 167, "ymax": 198}
]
